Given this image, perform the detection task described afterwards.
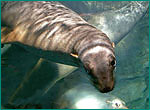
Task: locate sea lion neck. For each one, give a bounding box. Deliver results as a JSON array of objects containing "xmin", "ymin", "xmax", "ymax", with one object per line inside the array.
[{"xmin": 73, "ymin": 29, "xmax": 113, "ymax": 59}]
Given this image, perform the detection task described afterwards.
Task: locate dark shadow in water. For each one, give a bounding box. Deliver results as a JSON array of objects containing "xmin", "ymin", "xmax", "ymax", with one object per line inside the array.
[{"xmin": 1, "ymin": 44, "xmax": 60, "ymax": 108}]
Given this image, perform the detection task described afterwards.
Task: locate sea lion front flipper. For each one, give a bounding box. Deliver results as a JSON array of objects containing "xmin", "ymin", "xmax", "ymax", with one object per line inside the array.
[
  {"xmin": 1, "ymin": 26, "xmax": 17, "ymax": 44},
  {"xmin": 70, "ymin": 53, "xmax": 78, "ymax": 58},
  {"xmin": 112, "ymin": 42, "xmax": 115, "ymax": 48},
  {"xmin": 1, "ymin": 25, "xmax": 28, "ymax": 46}
]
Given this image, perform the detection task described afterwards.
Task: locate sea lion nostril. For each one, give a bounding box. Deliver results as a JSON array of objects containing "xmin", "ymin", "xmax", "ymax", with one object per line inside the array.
[
  {"xmin": 102, "ymin": 87, "xmax": 112, "ymax": 93},
  {"xmin": 102, "ymin": 76, "xmax": 107, "ymax": 80}
]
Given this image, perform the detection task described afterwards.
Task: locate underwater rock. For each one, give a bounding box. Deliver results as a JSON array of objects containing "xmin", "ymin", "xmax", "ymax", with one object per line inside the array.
[
  {"xmin": 1, "ymin": 44, "xmax": 12, "ymax": 55},
  {"xmin": 61, "ymin": 1, "xmax": 132, "ymax": 14},
  {"xmin": 82, "ymin": 1, "xmax": 131, "ymax": 13},
  {"xmin": 1, "ymin": 52, "xmax": 77, "ymax": 108},
  {"xmin": 43, "ymin": 68, "xmax": 128, "ymax": 109},
  {"xmin": 110, "ymin": 78, "xmax": 147, "ymax": 109},
  {"xmin": 2, "ymin": 57, "xmax": 127, "ymax": 109},
  {"xmin": 81, "ymin": 1, "xmax": 149, "ymax": 44},
  {"xmin": 1, "ymin": 44, "xmax": 40, "ymax": 105},
  {"xmin": 111, "ymin": 78, "xmax": 146, "ymax": 101},
  {"xmin": 109, "ymin": 10, "xmax": 149, "ymax": 109},
  {"xmin": 59, "ymin": 1, "xmax": 89, "ymax": 14}
]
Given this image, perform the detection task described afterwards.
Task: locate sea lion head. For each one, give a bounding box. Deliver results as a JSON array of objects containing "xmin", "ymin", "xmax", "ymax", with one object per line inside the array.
[{"xmin": 81, "ymin": 45, "xmax": 116, "ymax": 93}]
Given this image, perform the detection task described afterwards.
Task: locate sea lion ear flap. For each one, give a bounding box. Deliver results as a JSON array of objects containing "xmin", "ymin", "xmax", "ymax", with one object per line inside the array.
[
  {"xmin": 112, "ymin": 42, "xmax": 115, "ymax": 48},
  {"xmin": 83, "ymin": 61, "xmax": 93, "ymax": 73}
]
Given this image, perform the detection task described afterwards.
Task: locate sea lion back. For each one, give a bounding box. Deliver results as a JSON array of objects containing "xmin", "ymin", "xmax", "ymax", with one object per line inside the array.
[{"xmin": 1, "ymin": 1, "xmax": 88, "ymax": 53}]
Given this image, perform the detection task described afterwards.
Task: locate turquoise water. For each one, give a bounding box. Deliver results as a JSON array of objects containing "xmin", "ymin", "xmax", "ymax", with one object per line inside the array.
[
  {"xmin": 110, "ymin": 10, "xmax": 149, "ymax": 109},
  {"xmin": 1, "ymin": 1, "xmax": 149, "ymax": 109}
]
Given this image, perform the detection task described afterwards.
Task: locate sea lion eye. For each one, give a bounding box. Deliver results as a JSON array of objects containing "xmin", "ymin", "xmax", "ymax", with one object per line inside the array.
[{"xmin": 110, "ymin": 60, "xmax": 116, "ymax": 67}]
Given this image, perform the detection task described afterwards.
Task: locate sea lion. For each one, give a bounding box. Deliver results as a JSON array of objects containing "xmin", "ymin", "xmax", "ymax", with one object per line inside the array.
[{"xmin": 1, "ymin": 1, "xmax": 116, "ymax": 93}]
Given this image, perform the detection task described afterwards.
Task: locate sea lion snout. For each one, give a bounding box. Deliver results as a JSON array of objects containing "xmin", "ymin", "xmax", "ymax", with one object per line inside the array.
[
  {"xmin": 98, "ymin": 77, "xmax": 115, "ymax": 93},
  {"xmin": 92, "ymin": 69, "xmax": 115, "ymax": 93}
]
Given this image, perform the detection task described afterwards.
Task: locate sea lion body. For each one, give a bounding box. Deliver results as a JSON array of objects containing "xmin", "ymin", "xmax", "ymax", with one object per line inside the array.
[
  {"xmin": 1, "ymin": 1, "xmax": 116, "ymax": 92},
  {"xmin": 2, "ymin": 1, "xmax": 89, "ymax": 53}
]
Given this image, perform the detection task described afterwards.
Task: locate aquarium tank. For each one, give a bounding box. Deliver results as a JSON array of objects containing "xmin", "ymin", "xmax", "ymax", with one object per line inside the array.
[{"xmin": 1, "ymin": 1, "xmax": 149, "ymax": 109}]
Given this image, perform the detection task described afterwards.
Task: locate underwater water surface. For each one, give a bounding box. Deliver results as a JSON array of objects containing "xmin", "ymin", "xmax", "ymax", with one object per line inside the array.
[{"xmin": 1, "ymin": 1, "xmax": 149, "ymax": 109}]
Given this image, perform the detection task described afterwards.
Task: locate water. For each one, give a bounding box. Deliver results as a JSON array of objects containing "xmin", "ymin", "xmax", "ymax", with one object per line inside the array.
[{"xmin": 1, "ymin": 1, "xmax": 149, "ymax": 109}]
